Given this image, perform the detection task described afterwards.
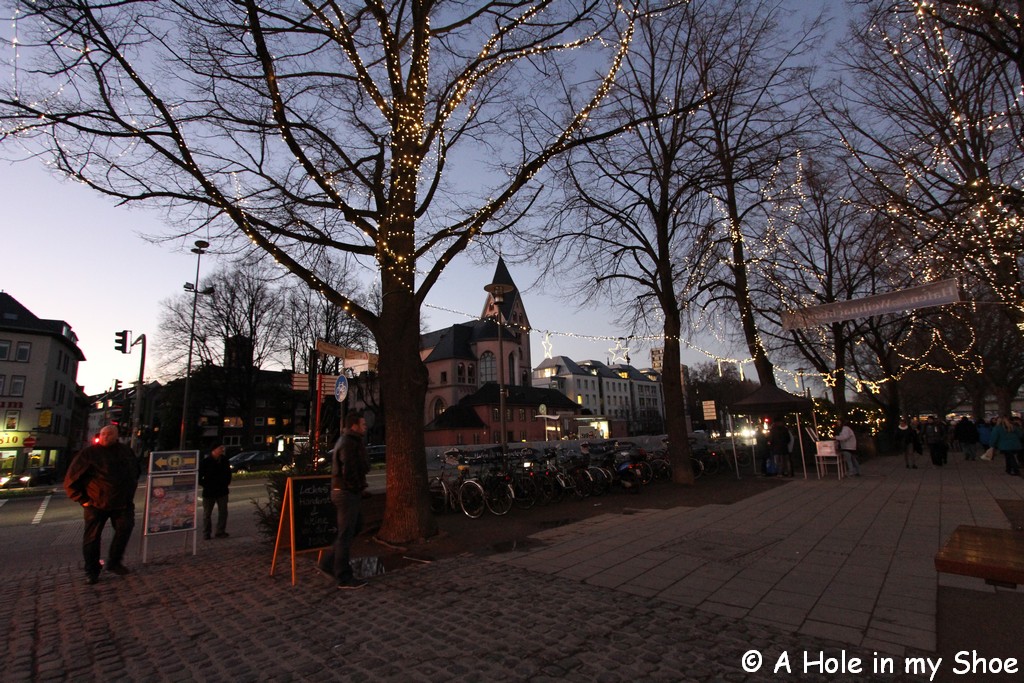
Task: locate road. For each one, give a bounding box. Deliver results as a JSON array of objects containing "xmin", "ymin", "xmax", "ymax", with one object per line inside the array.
[{"xmin": 0, "ymin": 471, "xmax": 386, "ymax": 575}]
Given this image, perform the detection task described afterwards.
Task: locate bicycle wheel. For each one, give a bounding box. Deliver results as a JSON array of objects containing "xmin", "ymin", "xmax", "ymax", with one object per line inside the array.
[
  {"xmin": 691, "ymin": 456, "xmax": 705, "ymax": 480},
  {"xmin": 458, "ymin": 479, "xmax": 486, "ymax": 519},
  {"xmin": 588, "ymin": 466, "xmax": 611, "ymax": 496},
  {"xmin": 570, "ymin": 468, "xmax": 594, "ymax": 498},
  {"xmin": 701, "ymin": 453, "xmax": 720, "ymax": 476},
  {"xmin": 485, "ymin": 480, "xmax": 514, "ymax": 516},
  {"xmin": 635, "ymin": 460, "xmax": 653, "ymax": 485},
  {"xmin": 428, "ymin": 477, "xmax": 449, "ymax": 514},
  {"xmin": 651, "ymin": 458, "xmax": 672, "ymax": 481},
  {"xmin": 513, "ymin": 474, "xmax": 539, "ymax": 510},
  {"xmin": 536, "ymin": 472, "xmax": 559, "ymax": 504}
]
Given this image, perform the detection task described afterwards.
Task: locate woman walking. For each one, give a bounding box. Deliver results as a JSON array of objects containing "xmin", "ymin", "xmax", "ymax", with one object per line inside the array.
[{"xmin": 990, "ymin": 415, "xmax": 1023, "ymax": 476}]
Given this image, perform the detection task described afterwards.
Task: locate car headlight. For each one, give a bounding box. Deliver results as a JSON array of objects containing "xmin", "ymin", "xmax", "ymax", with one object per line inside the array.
[
  {"xmin": 19, "ymin": 475, "xmax": 31, "ymax": 484},
  {"xmin": 0, "ymin": 476, "xmax": 11, "ymax": 486}
]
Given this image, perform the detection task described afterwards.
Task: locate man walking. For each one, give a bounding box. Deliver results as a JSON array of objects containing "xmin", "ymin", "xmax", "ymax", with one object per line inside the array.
[
  {"xmin": 331, "ymin": 411, "xmax": 370, "ymax": 590},
  {"xmin": 199, "ymin": 443, "xmax": 232, "ymax": 539},
  {"xmin": 64, "ymin": 424, "xmax": 140, "ymax": 585}
]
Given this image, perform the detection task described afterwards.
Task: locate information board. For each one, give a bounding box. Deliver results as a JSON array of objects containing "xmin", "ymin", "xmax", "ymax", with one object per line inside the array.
[
  {"xmin": 144, "ymin": 472, "xmax": 199, "ymax": 535},
  {"xmin": 270, "ymin": 476, "xmax": 337, "ymax": 585},
  {"xmin": 141, "ymin": 449, "xmax": 200, "ymax": 564}
]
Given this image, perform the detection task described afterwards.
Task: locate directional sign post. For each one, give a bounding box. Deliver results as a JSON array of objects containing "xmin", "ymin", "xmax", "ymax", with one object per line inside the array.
[{"xmin": 143, "ymin": 449, "xmax": 200, "ymax": 564}]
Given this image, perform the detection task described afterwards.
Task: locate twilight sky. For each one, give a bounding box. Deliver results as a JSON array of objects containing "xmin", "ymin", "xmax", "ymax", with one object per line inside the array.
[
  {"xmin": 1, "ymin": 160, "xmax": 720, "ymax": 395},
  {"xmin": 2, "ymin": 1, "xmax": 845, "ymax": 396}
]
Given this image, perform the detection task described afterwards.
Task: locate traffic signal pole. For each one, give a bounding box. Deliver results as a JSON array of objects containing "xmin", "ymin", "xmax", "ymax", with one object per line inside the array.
[{"xmin": 130, "ymin": 334, "xmax": 147, "ymax": 453}]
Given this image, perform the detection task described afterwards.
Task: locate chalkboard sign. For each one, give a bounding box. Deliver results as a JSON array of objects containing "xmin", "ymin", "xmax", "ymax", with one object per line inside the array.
[{"xmin": 270, "ymin": 476, "xmax": 337, "ymax": 585}]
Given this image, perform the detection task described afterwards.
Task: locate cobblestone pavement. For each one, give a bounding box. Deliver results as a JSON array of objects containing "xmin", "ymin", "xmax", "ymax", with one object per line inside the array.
[
  {"xmin": 8, "ymin": 450, "xmax": 1016, "ymax": 682},
  {"xmin": 0, "ymin": 542, "xmax": 927, "ymax": 682}
]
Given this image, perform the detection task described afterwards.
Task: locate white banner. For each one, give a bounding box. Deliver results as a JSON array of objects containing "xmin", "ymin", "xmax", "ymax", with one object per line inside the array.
[{"xmin": 781, "ymin": 279, "xmax": 961, "ymax": 330}]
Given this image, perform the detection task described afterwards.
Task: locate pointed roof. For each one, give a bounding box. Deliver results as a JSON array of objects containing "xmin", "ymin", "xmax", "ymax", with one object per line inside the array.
[
  {"xmin": 730, "ymin": 384, "xmax": 813, "ymax": 415},
  {"xmin": 484, "ymin": 256, "xmax": 521, "ymax": 323}
]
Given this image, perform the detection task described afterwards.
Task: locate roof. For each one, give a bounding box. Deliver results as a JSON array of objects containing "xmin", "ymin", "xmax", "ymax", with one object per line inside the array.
[
  {"xmin": 424, "ymin": 404, "xmax": 487, "ymax": 431},
  {"xmin": 461, "ymin": 382, "xmax": 579, "ymax": 411},
  {"xmin": 534, "ymin": 355, "xmax": 587, "ymax": 376},
  {"xmin": 730, "ymin": 384, "xmax": 813, "ymax": 415},
  {"xmin": 0, "ymin": 292, "xmax": 86, "ymax": 360},
  {"xmin": 421, "ymin": 323, "xmax": 478, "ymax": 362},
  {"xmin": 576, "ymin": 360, "xmax": 620, "ymax": 379},
  {"xmin": 609, "ymin": 364, "xmax": 658, "ymax": 383}
]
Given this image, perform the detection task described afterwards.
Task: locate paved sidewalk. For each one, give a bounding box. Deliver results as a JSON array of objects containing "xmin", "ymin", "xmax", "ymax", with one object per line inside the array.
[
  {"xmin": 1, "ymin": 452, "xmax": 1020, "ymax": 682},
  {"xmin": 489, "ymin": 452, "xmax": 1024, "ymax": 657}
]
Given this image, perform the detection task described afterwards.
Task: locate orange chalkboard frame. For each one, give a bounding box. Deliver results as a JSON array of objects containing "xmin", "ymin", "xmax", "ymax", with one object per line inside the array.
[{"xmin": 269, "ymin": 476, "xmax": 336, "ymax": 585}]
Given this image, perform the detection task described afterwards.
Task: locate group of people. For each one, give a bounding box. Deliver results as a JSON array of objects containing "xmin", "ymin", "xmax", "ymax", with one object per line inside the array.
[
  {"xmin": 894, "ymin": 414, "xmax": 1024, "ymax": 475},
  {"xmin": 62, "ymin": 413, "xmax": 371, "ymax": 589},
  {"xmin": 760, "ymin": 415, "xmax": 861, "ymax": 478}
]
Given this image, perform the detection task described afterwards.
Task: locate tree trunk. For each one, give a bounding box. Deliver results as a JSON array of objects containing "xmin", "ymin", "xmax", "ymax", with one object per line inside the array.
[
  {"xmin": 375, "ymin": 281, "xmax": 436, "ymax": 544},
  {"xmin": 661, "ymin": 306, "xmax": 694, "ymax": 485}
]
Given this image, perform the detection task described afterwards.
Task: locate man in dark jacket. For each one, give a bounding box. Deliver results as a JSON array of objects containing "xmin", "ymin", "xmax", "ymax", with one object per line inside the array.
[
  {"xmin": 331, "ymin": 411, "xmax": 370, "ymax": 590},
  {"xmin": 64, "ymin": 424, "xmax": 140, "ymax": 585},
  {"xmin": 198, "ymin": 444, "xmax": 232, "ymax": 540},
  {"xmin": 953, "ymin": 416, "xmax": 980, "ymax": 461}
]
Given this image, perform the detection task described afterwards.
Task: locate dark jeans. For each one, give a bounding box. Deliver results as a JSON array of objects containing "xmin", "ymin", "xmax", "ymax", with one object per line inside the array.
[
  {"xmin": 1004, "ymin": 449, "xmax": 1021, "ymax": 475},
  {"xmin": 203, "ymin": 495, "xmax": 229, "ymax": 536},
  {"xmin": 82, "ymin": 504, "xmax": 135, "ymax": 575},
  {"xmin": 331, "ymin": 490, "xmax": 363, "ymax": 583}
]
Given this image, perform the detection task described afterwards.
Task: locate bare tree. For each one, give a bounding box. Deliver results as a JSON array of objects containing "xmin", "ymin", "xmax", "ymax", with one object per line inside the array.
[
  {"xmin": 533, "ymin": 1, "xmax": 711, "ymax": 483},
  {"xmin": 1, "ymin": 1, "xmax": 655, "ymax": 543},
  {"xmin": 834, "ymin": 0, "xmax": 1024, "ymax": 327},
  {"xmin": 683, "ymin": 0, "xmax": 824, "ymax": 387}
]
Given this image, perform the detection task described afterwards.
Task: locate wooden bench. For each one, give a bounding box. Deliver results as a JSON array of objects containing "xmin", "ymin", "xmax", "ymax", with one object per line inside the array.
[{"xmin": 934, "ymin": 525, "xmax": 1024, "ymax": 588}]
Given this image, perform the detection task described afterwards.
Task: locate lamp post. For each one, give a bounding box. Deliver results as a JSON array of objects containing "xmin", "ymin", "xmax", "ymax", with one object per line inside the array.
[
  {"xmin": 484, "ymin": 280, "xmax": 515, "ymax": 467},
  {"xmin": 178, "ymin": 240, "xmax": 214, "ymax": 449}
]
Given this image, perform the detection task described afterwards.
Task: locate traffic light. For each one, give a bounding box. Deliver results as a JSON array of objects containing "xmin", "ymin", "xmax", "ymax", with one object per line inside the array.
[{"xmin": 114, "ymin": 330, "xmax": 129, "ymax": 354}]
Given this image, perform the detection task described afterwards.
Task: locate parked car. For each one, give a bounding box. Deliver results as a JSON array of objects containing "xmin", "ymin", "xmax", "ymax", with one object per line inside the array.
[
  {"xmin": 366, "ymin": 445, "xmax": 387, "ymax": 465},
  {"xmin": 229, "ymin": 450, "xmax": 284, "ymax": 473}
]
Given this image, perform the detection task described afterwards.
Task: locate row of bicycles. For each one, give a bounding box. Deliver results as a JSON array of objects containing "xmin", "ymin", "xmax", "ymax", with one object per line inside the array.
[{"xmin": 428, "ymin": 441, "xmax": 673, "ymax": 519}]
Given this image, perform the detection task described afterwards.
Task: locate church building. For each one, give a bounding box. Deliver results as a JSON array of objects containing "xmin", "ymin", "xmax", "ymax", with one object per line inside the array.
[{"xmin": 420, "ymin": 258, "xmax": 579, "ymax": 447}]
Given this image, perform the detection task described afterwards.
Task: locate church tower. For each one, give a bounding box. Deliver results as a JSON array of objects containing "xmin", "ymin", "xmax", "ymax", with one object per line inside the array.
[{"xmin": 480, "ymin": 257, "xmax": 532, "ymax": 387}]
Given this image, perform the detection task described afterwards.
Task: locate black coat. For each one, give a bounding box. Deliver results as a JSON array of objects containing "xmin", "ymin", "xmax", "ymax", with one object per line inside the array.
[{"xmin": 198, "ymin": 455, "xmax": 232, "ymax": 499}]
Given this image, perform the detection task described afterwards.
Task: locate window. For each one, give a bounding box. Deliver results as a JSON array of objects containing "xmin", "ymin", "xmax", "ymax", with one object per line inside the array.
[
  {"xmin": 520, "ymin": 431, "xmax": 527, "ymax": 442},
  {"xmin": 254, "ymin": 417, "xmax": 266, "ymax": 427},
  {"xmin": 223, "ymin": 416, "xmax": 243, "ymax": 428},
  {"xmin": 15, "ymin": 342, "xmax": 30, "ymax": 362},
  {"xmin": 440, "ymin": 371, "xmax": 448, "ymax": 384},
  {"xmin": 518, "ymin": 408, "xmax": 526, "ymax": 422},
  {"xmin": 468, "ymin": 364, "xmax": 476, "ymax": 385},
  {"xmin": 492, "ymin": 407, "xmax": 500, "ymax": 421},
  {"xmin": 432, "ymin": 398, "xmax": 446, "ymax": 420},
  {"xmin": 0, "ymin": 375, "xmax": 5, "ymax": 395},
  {"xmin": 0, "ymin": 340, "xmax": 8, "ymax": 360},
  {"xmin": 479, "ymin": 352, "xmax": 496, "ymax": 383},
  {"xmin": 267, "ymin": 417, "xmax": 277, "ymax": 426},
  {"xmin": 253, "ymin": 435, "xmax": 263, "ymax": 444},
  {"xmin": 224, "ymin": 436, "xmax": 241, "ymax": 447},
  {"xmin": 457, "ymin": 363, "xmax": 466, "ymax": 384},
  {"xmin": 4, "ymin": 410, "xmax": 18, "ymax": 430},
  {"xmin": 10, "ymin": 376, "xmax": 25, "ymax": 397}
]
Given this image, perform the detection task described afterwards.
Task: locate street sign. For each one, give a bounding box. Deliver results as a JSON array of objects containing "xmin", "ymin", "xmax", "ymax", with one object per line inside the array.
[
  {"xmin": 334, "ymin": 375, "xmax": 349, "ymax": 402},
  {"xmin": 23, "ymin": 436, "xmax": 37, "ymax": 449},
  {"xmin": 291, "ymin": 373, "xmax": 310, "ymax": 391},
  {"xmin": 702, "ymin": 400, "xmax": 717, "ymax": 421}
]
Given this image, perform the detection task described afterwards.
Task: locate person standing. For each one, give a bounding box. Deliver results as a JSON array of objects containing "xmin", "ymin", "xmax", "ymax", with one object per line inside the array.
[
  {"xmin": 953, "ymin": 416, "xmax": 980, "ymax": 461},
  {"xmin": 769, "ymin": 415, "xmax": 793, "ymax": 477},
  {"xmin": 990, "ymin": 415, "xmax": 1023, "ymax": 476},
  {"xmin": 835, "ymin": 418, "xmax": 860, "ymax": 477},
  {"xmin": 198, "ymin": 444, "xmax": 232, "ymax": 540},
  {"xmin": 923, "ymin": 416, "xmax": 949, "ymax": 466},
  {"xmin": 331, "ymin": 411, "xmax": 370, "ymax": 590},
  {"xmin": 63, "ymin": 424, "xmax": 140, "ymax": 585},
  {"xmin": 895, "ymin": 418, "xmax": 921, "ymax": 469}
]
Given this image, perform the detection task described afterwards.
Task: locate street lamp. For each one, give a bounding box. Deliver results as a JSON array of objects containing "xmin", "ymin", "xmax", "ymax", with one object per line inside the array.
[
  {"xmin": 484, "ymin": 280, "xmax": 515, "ymax": 467},
  {"xmin": 179, "ymin": 240, "xmax": 214, "ymax": 449}
]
